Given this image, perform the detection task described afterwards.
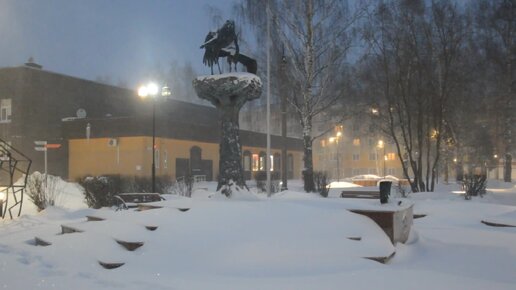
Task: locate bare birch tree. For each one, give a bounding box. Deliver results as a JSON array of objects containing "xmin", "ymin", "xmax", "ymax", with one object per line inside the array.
[
  {"xmin": 361, "ymin": 0, "xmax": 469, "ymax": 192},
  {"xmin": 236, "ymin": 0, "xmax": 363, "ymax": 192},
  {"xmin": 474, "ymin": 0, "xmax": 516, "ymax": 182}
]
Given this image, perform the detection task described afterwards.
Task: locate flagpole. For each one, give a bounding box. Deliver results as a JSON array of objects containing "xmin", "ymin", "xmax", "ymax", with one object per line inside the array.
[{"xmin": 266, "ymin": 0, "xmax": 271, "ymax": 197}]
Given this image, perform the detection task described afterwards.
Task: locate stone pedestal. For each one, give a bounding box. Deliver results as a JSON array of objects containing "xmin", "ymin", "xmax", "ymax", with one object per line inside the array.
[{"xmin": 193, "ymin": 73, "xmax": 262, "ymax": 195}]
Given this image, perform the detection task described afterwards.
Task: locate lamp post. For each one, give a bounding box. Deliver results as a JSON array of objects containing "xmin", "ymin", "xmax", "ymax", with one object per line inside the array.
[
  {"xmin": 377, "ymin": 140, "xmax": 386, "ymax": 177},
  {"xmin": 329, "ymin": 130, "xmax": 342, "ymax": 181},
  {"xmin": 138, "ymin": 83, "xmax": 171, "ymax": 193}
]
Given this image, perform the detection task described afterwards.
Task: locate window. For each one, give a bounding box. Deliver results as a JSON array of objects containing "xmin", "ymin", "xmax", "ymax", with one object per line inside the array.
[
  {"xmin": 259, "ymin": 152, "xmax": 266, "ymax": 171},
  {"xmin": 369, "ymin": 153, "xmax": 377, "ymax": 161},
  {"xmin": 321, "ymin": 139, "xmax": 326, "ymax": 147},
  {"xmin": 387, "ymin": 168, "xmax": 396, "ymax": 176},
  {"xmin": 155, "ymin": 149, "xmax": 160, "ymax": 169},
  {"xmin": 287, "ymin": 154, "xmax": 293, "ymax": 172},
  {"xmin": 353, "ymin": 138, "xmax": 360, "ymax": 146},
  {"xmin": 352, "ymin": 153, "xmax": 360, "ymax": 161},
  {"xmin": 352, "ymin": 168, "xmax": 360, "ymax": 176},
  {"xmin": 269, "ymin": 155, "xmax": 274, "ymax": 171},
  {"xmin": 0, "ymin": 99, "xmax": 12, "ymax": 122},
  {"xmin": 163, "ymin": 150, "xmax": 168, "ymax": 169},
  {"xmin": 386, "ymin": 153, "xmax": 396, "ymax": 161},
  {"xmin": 252, "ymin": 154, "xmax": 259, "ymax": 171},
  {"xmin": 352, "ymin": 123, "xmax": 360, "ymax": 132},
  {"xmin": 243, "ymin": 151, "xmax": 251, "ymax": 171},
  {"xmin": 368, "ymin": 138, "xmax": 374, "ymax": 146},
  {"xmin": 273, "ymin": 153, "xmax": 281, "ymax": 171}
]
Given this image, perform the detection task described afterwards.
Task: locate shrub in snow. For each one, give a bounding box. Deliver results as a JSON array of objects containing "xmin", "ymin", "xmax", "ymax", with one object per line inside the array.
[
  {"xmin": 395, "ymin": 182, "xmax": 409, "ymax": 198},
  {"xmin": 254, "ymin": 171, "xmax": 280, "ymax": 193},
  {"xmin": 78, "ymin": 175, "xmax": 122, "ymax": 208},
  {"xmin": 78, "ymin": 175, "xmax": 173, "ymax": 208},
  {"xmin": 26, "ymin": 172, "xmax": 66, "ymax": 211},
  {"xmin": 126, "ymin": 175, "xmax": 173, "ymax": 194},
  {"xmin": 462, "ymin": 174, "xmax": 487, "ymax": 200},
  {"xmin": 169, "ymin": 174, "xmax": 193, "ymax": 197},
  {"xmin": 313, "ymin": 171, "xmax": 329, "ymax": 198}
]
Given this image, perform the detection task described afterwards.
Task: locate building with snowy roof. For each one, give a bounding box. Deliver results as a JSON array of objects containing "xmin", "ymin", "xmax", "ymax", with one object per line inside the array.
[{"xmin": 0, "ymin": 61, "xmax": 303, "ymax": 182}]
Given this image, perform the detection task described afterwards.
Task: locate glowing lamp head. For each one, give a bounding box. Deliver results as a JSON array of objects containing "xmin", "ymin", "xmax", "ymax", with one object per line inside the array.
[
  {"xmin": 147, "ymin": 83, "xmax": 159, "ymax": 96},
  {"xmin": 138, "ymin": 86, "xmax": 149, "ymax": 98}
]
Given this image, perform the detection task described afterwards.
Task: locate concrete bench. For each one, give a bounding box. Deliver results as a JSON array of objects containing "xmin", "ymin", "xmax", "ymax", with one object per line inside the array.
[
  {"xmin": 114, "ymin": 193, "xmax": 165, "ymax": 210},
  {"xmin": 349, "ymin": 204, "xmax": 413, "ymax": 244},
  {"xmin": 340, "ymin": 190, "xmax": 380, "ymax": 199}
]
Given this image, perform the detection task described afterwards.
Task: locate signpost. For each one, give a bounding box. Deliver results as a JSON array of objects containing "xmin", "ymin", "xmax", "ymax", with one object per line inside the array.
[{"xmin": 34, "ymin": 141, "xmax": 61, "ymax": 186}]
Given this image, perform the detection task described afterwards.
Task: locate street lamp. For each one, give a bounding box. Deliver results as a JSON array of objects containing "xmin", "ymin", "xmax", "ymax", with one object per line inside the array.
[
  {"xmin": 377, "ymin": 140, "xmax": 386, "ymax": 177},
  {"xmin": 329, "ymin": 130, "xmax": 342, "ymax": 181},
  {"xmin": 138, "ymin": 83, "xmax": 171, "ymax": 193}
]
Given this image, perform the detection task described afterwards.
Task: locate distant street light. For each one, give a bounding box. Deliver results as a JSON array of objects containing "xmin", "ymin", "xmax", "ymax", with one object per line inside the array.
[
  {"xmin": 138, "ymin": 83, "xmax": 171, "ymax": 193},
  {"xmin": 377, "ymin": 140, "xmax": 386, "ymax": 177},
  {"xmin": 329, "ymin": 129, "xmax": 343, "ymax": 181}
]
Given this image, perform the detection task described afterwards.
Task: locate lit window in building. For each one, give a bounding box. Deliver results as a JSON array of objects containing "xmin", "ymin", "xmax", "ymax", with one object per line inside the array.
[
  {"xmin": 0, "ymin": 99, "xmax": 12, "ymax": 122},
  {"xmin": 352, "ymin": 153, "xmax": 360, "ymax": 161},
  {"xmin": 353, "ymin": 138, "xmax": 360, "ymax": 146},
  {"xmin": 386, "ymin": 153, "xmax": 396, "ymax": 161},
  {"xmin": 163, "ymin": 150, "xmax": 168, "ymax": 169},
  {"xmin": 270, "ymin": 155, "xmax": 274, "ymax": 171},
  {"xmin": 259, "ymin": 152, "xmax": 266, "ymax": 171},
  {"xmin": 252, "ymin": 154, "xmax": 259, "ymax": 171},
  {"xmin": 155, "ymin": 149, "xmax": 160, "ymax": 169},
  {"xmin": 321, "ymin": 139, "xmax": 326, "ymax": 147}
]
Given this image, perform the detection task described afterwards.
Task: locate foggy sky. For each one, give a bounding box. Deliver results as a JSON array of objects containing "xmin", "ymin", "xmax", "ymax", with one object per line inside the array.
[{"xmin": 0, "ymin": 0, "xmax": 234, "ymax": 88}]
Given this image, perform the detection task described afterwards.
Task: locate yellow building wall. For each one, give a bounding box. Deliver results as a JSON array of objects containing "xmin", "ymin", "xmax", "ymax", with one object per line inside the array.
[{"xmin": 69, "ymin": 137, "xmax": 302, "ymax": 181}]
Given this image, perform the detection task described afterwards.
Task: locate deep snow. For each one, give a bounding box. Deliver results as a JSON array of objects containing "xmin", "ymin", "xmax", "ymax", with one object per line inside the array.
[{"xmin": 0, "ymin": 179, "xmax": 515, "ymax": 289}]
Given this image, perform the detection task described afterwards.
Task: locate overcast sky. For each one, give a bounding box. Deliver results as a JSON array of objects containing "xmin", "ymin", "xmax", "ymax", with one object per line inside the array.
[{"xmin": 0, "ymin": 0, "xmax": 235, "ymax": 88}]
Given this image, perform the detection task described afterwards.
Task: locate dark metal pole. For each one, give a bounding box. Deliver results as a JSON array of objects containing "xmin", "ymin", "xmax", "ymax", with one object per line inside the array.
[
  {"xmin": 383, "ymin": 146, "xmax": 386, "ymax": 177},
  {"xmin": 152, "ymin": 98, "xmax": 156, "ymax": 193},
  {"xmin": 280, "ymin": 47, "xmax": 288, "ymax": 191},
  {"xmin": 336, "ymin": 139, "xmax": 340, "ymax": 181}
]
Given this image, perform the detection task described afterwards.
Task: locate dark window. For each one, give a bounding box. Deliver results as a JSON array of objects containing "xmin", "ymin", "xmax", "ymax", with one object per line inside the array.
[{"xmin": 243, "ymin": 151, "xmax": 251, "ymax": 171}]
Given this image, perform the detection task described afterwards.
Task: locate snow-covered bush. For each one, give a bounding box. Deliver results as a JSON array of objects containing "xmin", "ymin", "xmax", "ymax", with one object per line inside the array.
[
  {"xmin": 78, "ymin": 175, "xmax": 122, "ymax": 208},
  {"xmin": 463, "ymin": 174, "xmax": 487, "ymax": 200},
  {"xmin": 254, "ymin": 171, "xmax": 280, "ymax": 193},
  {"xmin": 313, "ymin": 171, "xmax": 329, "ymax": 197},
  {"xmin": 78, "ymin": 175, "xmax": 173, "ymax": 208},
  {"xmin": 169, "ymin": 174, "xmax": 193, "ymax": 197},
  {"xmin": 26, "ymin": 172, "xmax": 66, "ymax": 211}
]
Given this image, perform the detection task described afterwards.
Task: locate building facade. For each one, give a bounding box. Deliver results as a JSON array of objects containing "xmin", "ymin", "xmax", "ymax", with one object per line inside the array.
[{"xmin": 0, "ymin": 62, "xmax": 303, "ymax": 181}]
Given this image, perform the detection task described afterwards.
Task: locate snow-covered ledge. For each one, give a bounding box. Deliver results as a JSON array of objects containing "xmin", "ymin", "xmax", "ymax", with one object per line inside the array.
[{"xmin": 193, "ymin": 73, "xmax": 262, "ymax": 196}]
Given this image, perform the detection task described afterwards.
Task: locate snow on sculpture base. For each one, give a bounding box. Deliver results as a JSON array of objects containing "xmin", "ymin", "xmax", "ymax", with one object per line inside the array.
[{"xmin": 193, "ymin": 73, "xmax": 262, "ymax": 197}]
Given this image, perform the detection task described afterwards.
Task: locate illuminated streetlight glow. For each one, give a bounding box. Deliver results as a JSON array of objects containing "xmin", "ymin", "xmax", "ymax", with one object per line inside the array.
[
  {"xmin": 377, "ymin": 140, "xmax": 384, "ymax": 148},
  {"xmin": 147, "ymin": 83, "xmax": 159, "ymax": 96},
  {"xmin": 137, "ymin": 82, "xmax": 171, "ymax": 193},
  {"xmin": 138, "ymin": 86, "xmax": 149, "ymax": 98},
  {"xmin": 328, "ymin": 137, "xmax": 336, "ymax": 143}
]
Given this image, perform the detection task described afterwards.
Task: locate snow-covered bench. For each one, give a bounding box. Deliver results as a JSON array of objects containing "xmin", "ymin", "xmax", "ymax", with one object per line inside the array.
[
  {"xmin": 113, "ymin": 193, "xmax": 165, "ymax": 210},
  {"xmin": 340, "ymin": 190, "xmax": 380, "ymax": 199}
]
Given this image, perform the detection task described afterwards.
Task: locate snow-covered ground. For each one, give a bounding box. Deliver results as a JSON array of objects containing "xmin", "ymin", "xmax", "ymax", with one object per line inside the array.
[{"xmin": 0, "ymin": 179, "xmax": 515, "ymax": 289}]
